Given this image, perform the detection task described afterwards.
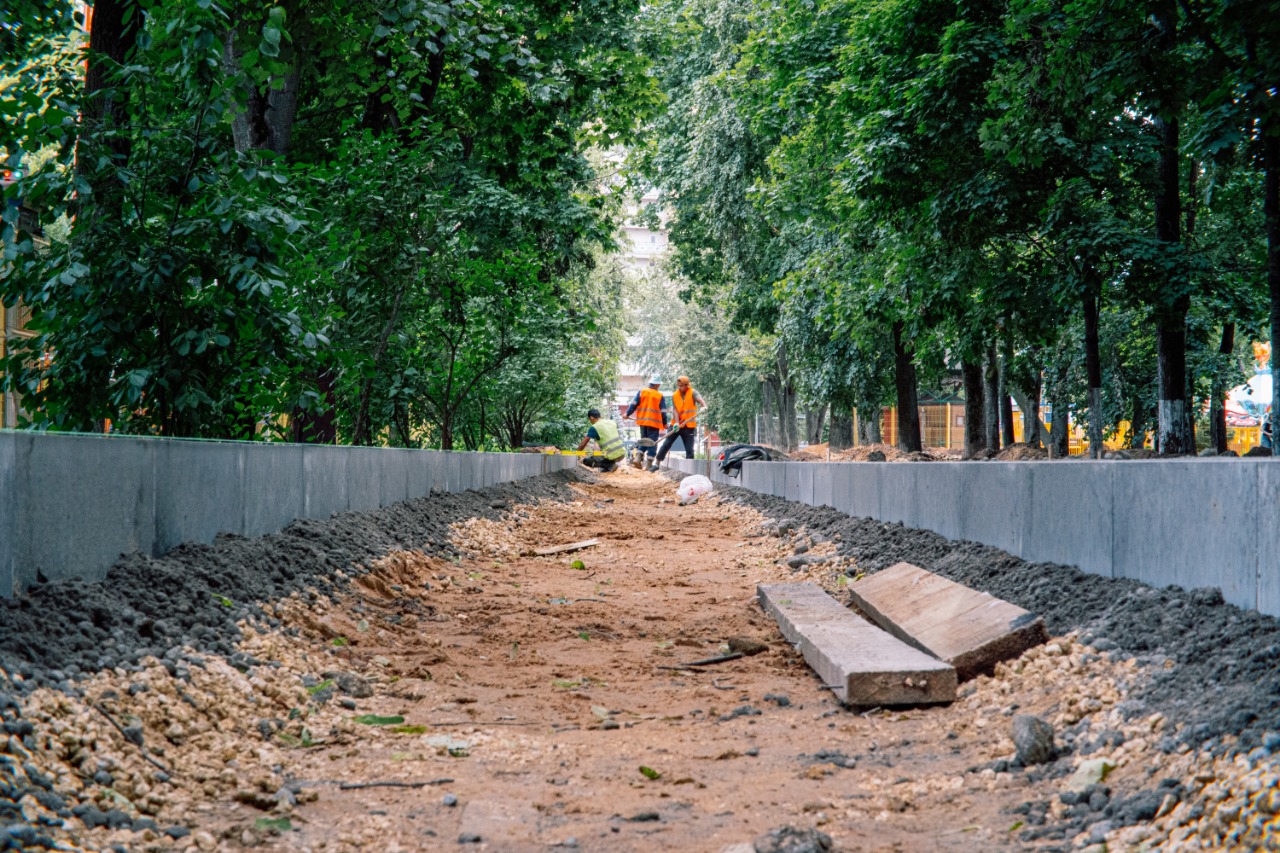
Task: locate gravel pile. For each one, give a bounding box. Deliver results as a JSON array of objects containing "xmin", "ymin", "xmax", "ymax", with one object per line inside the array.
[{"xmin": 0, "ymin": 469, "xmax": 590, "ymax": 852}]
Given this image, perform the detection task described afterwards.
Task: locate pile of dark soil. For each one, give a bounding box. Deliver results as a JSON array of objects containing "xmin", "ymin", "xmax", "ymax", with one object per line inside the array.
[
  {"xmin": 712, "ymin": 482, "xmax": 1280, "ymax": 754},
  {"xmin": 0, "ymin": 469, "xmax": 588, "ymax": 691}
]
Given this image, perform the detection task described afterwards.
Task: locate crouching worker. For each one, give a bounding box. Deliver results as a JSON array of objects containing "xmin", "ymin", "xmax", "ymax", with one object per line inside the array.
[{"xmin": 577, "ymin": 408, "xmax": 626, "ymax": 472}]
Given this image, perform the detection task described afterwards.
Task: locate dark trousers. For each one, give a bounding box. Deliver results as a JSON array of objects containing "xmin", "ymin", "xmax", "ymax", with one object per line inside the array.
[
  {"xmin": 639, "ymin": 426, "xmax": 661, "ymax": 458},
  {"xmin": 656, "ymin": 427, "xmax": 696, "ymax": 463},
  {"xmin": 582, "ymin": 456, "xmax": 618, "ymax": 472}
]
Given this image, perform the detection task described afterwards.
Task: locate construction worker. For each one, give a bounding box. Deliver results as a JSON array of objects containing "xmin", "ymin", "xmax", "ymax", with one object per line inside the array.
[
  {"xmin": 576, "ymin": 409, "xmax": 627, "ymax": 472},
  {"xmin": 625, "ymin": 375, "xmax": 668, "ymax": 469},
  {"xmin": 655, "ymin": 375, "xmax": 707, "ymax": 467}
]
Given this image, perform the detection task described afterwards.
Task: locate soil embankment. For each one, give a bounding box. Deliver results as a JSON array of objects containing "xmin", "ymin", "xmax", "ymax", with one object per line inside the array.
[{"xmin": 0, "ymin": 466, "xmax": 1276, "ymax": 852}]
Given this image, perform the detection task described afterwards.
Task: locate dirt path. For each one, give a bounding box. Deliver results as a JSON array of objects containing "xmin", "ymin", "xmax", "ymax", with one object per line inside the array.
[
  {"xmin": 209, "ymin": 472, "xmax": 1145, "ymax": 852},
  {"xmin": 6, "ymin": 468, "xmax": 1277, "ymax": 852}
]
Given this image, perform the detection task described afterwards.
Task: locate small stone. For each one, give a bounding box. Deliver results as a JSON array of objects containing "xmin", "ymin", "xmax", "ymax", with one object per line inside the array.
[
  {"xmin": 458, "ymin": 832, "xmax": 483, "ymax": 843},
  {"xmin": 192, "ymin": 830, "xmax": 217, "ymax": 851},
  {"xmin": 323, "ymin": 671, "xmax": 374, "ymax": 699},
  {"xmin": 443, "ymin": 794, "xmax": 458, "ymax": 807},
  {"xmin": 753, "ymin": 825, "xmax": 833, "ymax": 853},
  {"xmin": 727, "ymin": 637, "xmax": 769, "ymax": 656},
  {"xmin": 1012, "ymin": 715, "xmax": 1056, "ymax": 766}
]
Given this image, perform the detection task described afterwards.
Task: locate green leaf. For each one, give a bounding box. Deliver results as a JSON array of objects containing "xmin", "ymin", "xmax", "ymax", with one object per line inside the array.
[
  {"xmin": 255, "ymin": 817, "xmax": 292, "ymax": 832},
  {"xmin": 639, "ymin": 766, "xmax": 661, "ymax": 780},
  {"xmin": 353, "ymin": 714, "xmax": 405, "ymax": 726},
  {"xmin": 389, "ymin": 724, "xmax": 428, "ymax": 734}
]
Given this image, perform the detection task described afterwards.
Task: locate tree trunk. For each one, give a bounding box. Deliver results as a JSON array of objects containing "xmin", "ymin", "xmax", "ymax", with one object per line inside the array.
[
  {"xmin": 984, "ymin": 344, "xmax": 1000, "ymax": 451},
  {"xmin": 291, "ymin": 368, "xmax": 337, "ymax": 444},
  {"xmin": 1083, "ymin": 291, "xmax": 1105, "ymax": 457},
  {"xmin": 775, "ymin": 350, "xmax": 799, "ymax": 451},
  {"xmin": 225, "ymin": 29, "xmax": 300, "ymax": 156},
  {"xmin": 1010, "ymin": 374, "xmax": 1045, "ymax": 448},
  {"xmin": 1265, "ymin": 124, "xmax": 1280, "ymax": 454},
  {"xmin": 1151, "ymin": 1, "xmax": 1192, "ymax": 455},
  {"xmin": 892, "ymin": 321, "xmax": 922, "ymax": 452},
  {"xmin": 80, "ymin": 0, "xmax": 136, "ymax": 223},
  {"xmin": 829, "ymin": 409, "xmax": 853, "ymax": 450},
  {"xmin": 805, "ymin": 404, "xmax": 828, "ymax": 445},
  {"xmin": 1209, "ymin": 323, "xmax": 1235, "ymax": 454},
  {"xmin": 859, "ymin": 407, "xmax": 883, "ymax": 444},
  {"xmin": 961, "ymin": 358, "xmax": 986, "ymax": 458},
  {"xmin": 998, "ymin": 348, "xmax": 1015, "ymax": 447},
  {"xmin": 760, "ymin": 379, "xmax": 778, "ymax": 447},
  {"xmin": 1155, "ymin": 299, "xmax": 1192, "ymax": 454},
  {"xmin": 1047, "ymin": 359, "xmax": 1071, "ymax": 458},
  {"xmin": 1130, "ymin": 395, "xmax": 1148, "ymax": 449}
]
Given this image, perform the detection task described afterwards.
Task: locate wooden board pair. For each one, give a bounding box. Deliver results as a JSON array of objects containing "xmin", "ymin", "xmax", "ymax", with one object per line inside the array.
[{"xmin": 758, "ymin": 562, "xmax": 1046, "ymax": 707}]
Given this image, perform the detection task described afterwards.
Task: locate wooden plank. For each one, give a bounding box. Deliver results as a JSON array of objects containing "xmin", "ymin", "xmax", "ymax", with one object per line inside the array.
[
  {"xmin": 532, "ymin": 539, "xmax": 600, "ymax": 556},
  {"xmin": 757, "ymin": 582, "xmax": 955, "ymax": 707},
  {"xmin": 848, "ymin": 561, "xmax": 1049, "ymax": 681}
]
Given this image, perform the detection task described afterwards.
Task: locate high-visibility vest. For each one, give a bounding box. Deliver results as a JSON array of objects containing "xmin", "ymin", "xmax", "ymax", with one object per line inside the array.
[
  {"xmin": 591, "ymin": 418, "xmax": 626, "ymax": 461},
  {"xmin": 672, "ymin": 387, "xmax": 698, "ymax": 429},
  {"xmin": 634, "ymin": 387, "xmax": 665, "ymax": 430}
]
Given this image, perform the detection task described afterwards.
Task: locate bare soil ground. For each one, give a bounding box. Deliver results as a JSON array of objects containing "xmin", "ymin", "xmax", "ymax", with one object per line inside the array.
[{"xmin": 2, "ymin": 468, "xmax": 1277, "ymax": 852}]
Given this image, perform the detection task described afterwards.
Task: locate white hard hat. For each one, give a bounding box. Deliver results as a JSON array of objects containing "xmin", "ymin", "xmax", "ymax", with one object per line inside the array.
[{"xmin": 649, "ymin": 375, "xmax": 662, "ymax": 385}]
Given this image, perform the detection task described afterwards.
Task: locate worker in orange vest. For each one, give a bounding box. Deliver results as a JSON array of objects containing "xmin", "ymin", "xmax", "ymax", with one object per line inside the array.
[
  {"xmin": 625, "ymin": 375, "xmax": 669, "ymax": 468},
  {"xmin": 655, "ymin": 375, "xmax": 707, "ymax": 468}
]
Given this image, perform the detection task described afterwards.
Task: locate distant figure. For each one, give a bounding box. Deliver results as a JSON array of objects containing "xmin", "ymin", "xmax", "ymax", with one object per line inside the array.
[
  {"xmin": 625, "ymin": 375, "xmax": 668, "ymax": 469},
  {"xmin": 577, "ymin": 408, "xmax": 626, "ymax": 472},
  {"xmin": 655, "ymin": 375, "xmax": 706, "ymax": 468}
]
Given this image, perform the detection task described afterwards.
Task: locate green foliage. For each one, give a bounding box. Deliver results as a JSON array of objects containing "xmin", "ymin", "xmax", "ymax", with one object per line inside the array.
[{"xmin": 2, "ymin": 0, "xmax": 651, "ymax": 445}]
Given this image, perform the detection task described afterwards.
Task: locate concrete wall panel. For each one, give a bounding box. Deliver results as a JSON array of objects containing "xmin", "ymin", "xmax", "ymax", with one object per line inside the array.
[
  {"xmin": 1113, "ymin": 461, "xmax": 1256, "ymax": 609},
  {"xmin": 0, "ymin": 434, "xmax": 17, "ymax": 596},
  {"xmin": 303, "ymin": 446, "xmax": 348, "ymax": 520},
  {"xmin": 877, "ymin": 465, "xmax": 917, "ymax": 528},
  {"xmin": 379, "ymin": 449, "xmax": 411, "ymax": 507},
  {"xmin": 1023, "ymin": 462, "xmax": 1113, "ymax": 576},
  {"xmin": 843, "ymin": 464, "xmax": 882, "ymax": 519},
  {"xmin": 345, "ymin": 448, "xmax": 383, "ymax": 512},
  {"xmin": 22, "ymin": 433, "xmax": 156, "ymax": 585},
  {"xmin": 911, "ymin": 463, "xmax": 964, "ymax": 542},
  {"xmin": 242, "ymin": 444, "xmax": 304, "ymax": 538},
  {"xmin": 812, "ymin": 464, "xmax": 834, "ymax": 509},
  {"xmin": 956, "ymin": 463, "xmax": 1029, "ymax": 557},
  {"xmin": 1258, "ymin": 464, "xmax": 1280, "ymax": 615},
  {"xmin": 154, "ymin": 441, "xmax": 244, "ymax": 553}
]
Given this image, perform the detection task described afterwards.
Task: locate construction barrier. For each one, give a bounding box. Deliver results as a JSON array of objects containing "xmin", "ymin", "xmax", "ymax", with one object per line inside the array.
[
  {"xmin": 669, "ymin": 455, "xmax": 1280, "ymax": 618},
  {"xmin": 0, "ymin": 432, "xmax": 580, "ymax": 597}
]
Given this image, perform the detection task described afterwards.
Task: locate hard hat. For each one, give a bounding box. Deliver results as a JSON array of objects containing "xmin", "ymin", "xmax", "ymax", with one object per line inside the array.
[{"xmin": 649, "ymin": 375, "xmax": 662, "ymax": 385}]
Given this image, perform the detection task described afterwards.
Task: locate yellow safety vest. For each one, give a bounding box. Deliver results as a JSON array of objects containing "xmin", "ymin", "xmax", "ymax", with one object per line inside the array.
[{"xmin": 592, "ymin": 418, "xmax": 626, "ymax": 461}]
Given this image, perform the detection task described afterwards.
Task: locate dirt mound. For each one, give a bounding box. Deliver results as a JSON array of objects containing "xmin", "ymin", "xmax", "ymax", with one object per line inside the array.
[
  {"xmin": 0, "ymin": 468, "xmax": 590, "ymax": 689},
  {"xmin": 786, "ymin": 443, "xmax": 828, "ymax": 461},
  {"xmin": 992, "ymin": 442, "xmax": 1049, "ymax": 461},
  {"xmin": 831, "ymin": 443, "xmax": 939, "ymax": 462}
]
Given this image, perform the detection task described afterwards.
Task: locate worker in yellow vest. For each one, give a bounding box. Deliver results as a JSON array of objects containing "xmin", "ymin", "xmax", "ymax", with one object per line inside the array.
[
  {"xmin": 576, "ymin": 408, "xmax": 627, "ymax": 472},
  {"xmin": 625, "ymin": 375, "xmax": 669, "ymax": 468},
  {"xmin": 655, "ymin": 375, "xmax": 707, "ymax": 468}
]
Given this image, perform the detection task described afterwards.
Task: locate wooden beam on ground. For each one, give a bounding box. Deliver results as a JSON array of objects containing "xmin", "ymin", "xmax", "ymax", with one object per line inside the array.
[
  {"xmin": 848, "ymin": 561, "xmax": 1049, "ymax": 681},
  {"xmin": 757, "ymin": 583, "xmax": 955, "ymax": 707},
  {"xmin": 532, "ymin": 539, "xmax": 600, "ymax": 556}
]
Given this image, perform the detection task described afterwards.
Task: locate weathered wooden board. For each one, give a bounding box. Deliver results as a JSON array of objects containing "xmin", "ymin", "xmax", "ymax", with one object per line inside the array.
[
  {"xmin": 848, "ymin": 561, "xmax": 1048, "ymax": 680},
  {"xmin": 532, "ymin": 539, "xmax": 599, "ymax": 556},
  {"xmin": 757, "ymin": 582, "xmax": 955, "ymax": 707}
]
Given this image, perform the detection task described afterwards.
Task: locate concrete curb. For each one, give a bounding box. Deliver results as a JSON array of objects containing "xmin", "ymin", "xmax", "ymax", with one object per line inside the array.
[
  {"xmin": 0, "ymin": 432, "xmax": 579, "ymax": 596},
  {"xmin": 670, "ymin": 455, "xmax": 1280, "ymax": 618}
]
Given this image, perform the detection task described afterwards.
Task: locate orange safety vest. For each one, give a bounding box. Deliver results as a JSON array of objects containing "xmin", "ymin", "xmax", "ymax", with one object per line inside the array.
[
  {"xmin": 634, "ymin": 387, "xmax": 665, "ymax": 430},
  {"xmin": 672, "ymin": 387, "xmax": 698, "ymax": 429}
]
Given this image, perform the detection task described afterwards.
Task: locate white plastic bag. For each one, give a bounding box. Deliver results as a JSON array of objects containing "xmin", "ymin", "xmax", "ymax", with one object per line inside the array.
[{"xmin": 677, "ymin": 474, "xmax": 714, "ymax": 505}]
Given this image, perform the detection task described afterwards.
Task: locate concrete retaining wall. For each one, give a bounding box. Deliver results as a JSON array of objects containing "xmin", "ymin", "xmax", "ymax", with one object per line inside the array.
[
  {"xmin": 0, "ymin": 432, "xmax": 580, "ymax": 596},
  {"xmin": 671, "ymin": 456, "xmax": 1280, "ymax": 617}
]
